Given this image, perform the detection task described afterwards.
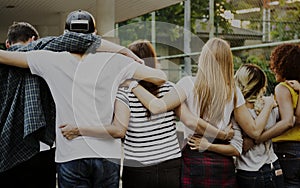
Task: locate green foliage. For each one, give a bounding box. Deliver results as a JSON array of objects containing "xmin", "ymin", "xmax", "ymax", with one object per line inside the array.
[
  {"xmin": 118, "ymin": 0, "xmax": 234, "ymax": 44},
  {"xmin": 270, "ymin": 3, "xmax": 300, "ymax": 41}
]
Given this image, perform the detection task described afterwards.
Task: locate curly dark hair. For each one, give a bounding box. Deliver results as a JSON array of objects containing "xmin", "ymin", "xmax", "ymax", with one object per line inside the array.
[{"xmin": 270, "ymin": 43, "xmax": 300, "ymax": 82}]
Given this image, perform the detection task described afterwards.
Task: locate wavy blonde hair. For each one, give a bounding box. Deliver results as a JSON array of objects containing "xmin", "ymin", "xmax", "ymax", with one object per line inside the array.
[{"xmin": 193, "ymin": 38, "xmax": 234, "ymax": 125}]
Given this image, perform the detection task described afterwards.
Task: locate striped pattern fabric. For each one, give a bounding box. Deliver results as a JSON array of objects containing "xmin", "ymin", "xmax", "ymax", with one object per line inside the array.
[{"xmin": 117, "ymin": 82, "xmax": 181, "ymax": 165}]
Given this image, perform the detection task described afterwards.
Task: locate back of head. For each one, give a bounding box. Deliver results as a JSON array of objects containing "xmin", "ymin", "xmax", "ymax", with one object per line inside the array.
[
  {"xmin": 270, "ymin": 43, "xmax": 300, "ymax": 82},
  {"xmin": 235, "ymin": 64, "xmax": 267, "ymax": 102},
  {"xmin": 65, "ymin": 10, "xmax": 96, "ymax": 34},
  {"xmin": 128, "ymin": 40, "xmax": 157, "ymax": 68},
  {"xmin": 198, "ymin": 38, "xmax": 233, "ymax": 84},
  {"xmin": 7, "ymin": 22, "xmax": 39, "ymax": 45},
  {"xmin": 128, "ymin": 40, "xmax": 159, "ymax": 117},
  {"xmin": 194, "ymin": 37, "xmax": 234, "ymax": 125}
]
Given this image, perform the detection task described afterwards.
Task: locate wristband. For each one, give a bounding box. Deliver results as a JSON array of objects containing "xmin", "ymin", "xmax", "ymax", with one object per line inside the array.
[{"xmin": 128, "ymin": 81, "xmax": 138, "ymax": 91}]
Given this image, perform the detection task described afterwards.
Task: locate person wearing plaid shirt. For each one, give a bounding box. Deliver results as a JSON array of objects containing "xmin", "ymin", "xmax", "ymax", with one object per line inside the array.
[
  {"xmin": 0, "ymin": 10, "xmax": 164, "ymax": 188},
  {"xmin": 0, "ymin": 10, "xmax": 143, "ymax": 188}
]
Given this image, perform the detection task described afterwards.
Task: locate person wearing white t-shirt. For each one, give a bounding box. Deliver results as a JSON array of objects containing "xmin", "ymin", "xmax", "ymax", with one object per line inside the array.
[
  {"xmin": 234, "ymin": 64, "xmax": 284, "ymax": 188},
  {"xmin": 130, "ymin": 38, "xmax": 276, "ymax": 187},
  {"xmin": 0, "ymin": 28, "xmax": 168, "ymax": 188}
]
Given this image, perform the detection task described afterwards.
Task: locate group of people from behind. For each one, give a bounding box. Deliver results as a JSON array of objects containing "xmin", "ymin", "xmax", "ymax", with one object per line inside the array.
[{"xmin": 0, "ymin": 9, "xmax": 299, "ymax": 188}]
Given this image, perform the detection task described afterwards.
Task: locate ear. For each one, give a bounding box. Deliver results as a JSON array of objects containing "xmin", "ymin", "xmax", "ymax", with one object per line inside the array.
[
  {"xmin": 28, "ymin": 36, "xmax": 36, "ymax": 42},
  {"xmin": 93, "ymin": 29, "xmax": 97, "ymax": 35},
  {"xmin": 5, "ymin": 39, "xmax": 10, "ymax": 48}
]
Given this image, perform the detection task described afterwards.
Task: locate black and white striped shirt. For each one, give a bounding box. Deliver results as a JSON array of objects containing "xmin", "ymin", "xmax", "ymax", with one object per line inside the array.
[{"xmin": 117, "ymin": 82, "xmax": 181, "ymax": 165}]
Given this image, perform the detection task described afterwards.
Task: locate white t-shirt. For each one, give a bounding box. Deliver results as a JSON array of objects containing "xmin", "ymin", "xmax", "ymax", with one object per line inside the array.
[
  {"xmin": 236, "ymin": 107, "xmax": 279, "ymax": 171},
  {"xmin": 27, "ymin": 50, "xmax": 141, "ymax": 162},
  {"xmin": 176, "ymin": 76, "xmax": 244, "ymax": 153}
]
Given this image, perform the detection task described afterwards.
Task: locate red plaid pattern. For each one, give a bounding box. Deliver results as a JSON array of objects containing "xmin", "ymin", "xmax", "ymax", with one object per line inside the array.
[{"xmin": 181, "ymin": 147, "xmax": 237, "ymax": 188}]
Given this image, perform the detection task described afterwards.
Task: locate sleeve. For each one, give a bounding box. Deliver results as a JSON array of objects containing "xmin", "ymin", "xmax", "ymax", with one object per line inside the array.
[
  {"xmin": 116, "ymin": 55, "xmax": 141, "ymax": 83},
  {"xmin": 26, "ymin": 50, "xmax": 57, "ymax": 76},
  {"xmin": 176, "ymin": 76, "xmax": 193, "ymax": 99},
  {"xmin": 116, "ymin": 88, "xmax": 130, "ymax": 108},
  {"xmin": 229, "ymin": 117, "xmax": 243, "ymax": 154},
  {"xmin": 235, "ymin": 87, "xmax": 246, "ymax": 108}
]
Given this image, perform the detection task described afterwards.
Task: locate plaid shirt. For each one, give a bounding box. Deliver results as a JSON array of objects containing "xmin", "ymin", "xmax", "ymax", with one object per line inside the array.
[{"xmin": 0, "ymin": 32, "xmax": 101, "ymax": 172}]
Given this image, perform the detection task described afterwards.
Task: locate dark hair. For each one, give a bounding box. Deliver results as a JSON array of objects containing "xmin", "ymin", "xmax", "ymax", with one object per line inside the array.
[
  {"xmin": 128, "ymin": 40, "xmax": 159, "ymax": 117},
  {"xmin": 65, "ymin": 10, "xmax": 96, "ymax": 34},
  {"xmin": 270, "ymin": 44, "xmax": 300, "ymax": 82},
  {"xmin": 7, "ymin": 22, "xmax": 39, "ymax": 44}
]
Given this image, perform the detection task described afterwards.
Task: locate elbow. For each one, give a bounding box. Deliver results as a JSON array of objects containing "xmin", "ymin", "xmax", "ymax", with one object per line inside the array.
[
  {"xmin": 233, "ymin": 150, "xmax": 241, "ymax": 157},
  {"xmin": 247, "ymin": 131, "xmax": 260, "ymax": 140},
  {"xmin": 111, "ymin": 128, "xmax": 126, "ymax": 138},
  {"xmin": 152, "ymin": 70, "xmax": 167, "ymax": 86},
  {"xmin": 251, "ymin": 134, "xmax": 260, "ymax": 141},
  {"xmin": 284, "ymin": 119, "xmax": 294, "ymax": 129}
]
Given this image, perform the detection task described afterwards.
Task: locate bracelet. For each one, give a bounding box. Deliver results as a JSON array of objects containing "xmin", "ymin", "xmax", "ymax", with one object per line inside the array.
[{"xmin": 128, "ymin": 80, "xmax": 139, "ymax": 91}]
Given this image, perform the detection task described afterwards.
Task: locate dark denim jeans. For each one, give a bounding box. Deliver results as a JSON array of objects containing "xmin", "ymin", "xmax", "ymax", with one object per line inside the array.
[
  {"xmin": 57, "ymin": 158, "xmax": 120, "ymax": 188},
  {"xmin": 236, "ymin": 160, "xmax": 284, "ymax": 188},
  {"xmin": 122, "ymin": 157, "xmax": 181, "ymax": 188},
  {"xmin": 273, "ymin": 142, "xmax": 300, "ymax": 188}
]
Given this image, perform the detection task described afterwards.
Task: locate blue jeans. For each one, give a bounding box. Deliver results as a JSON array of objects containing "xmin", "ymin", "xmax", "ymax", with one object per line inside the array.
[
  {"xmin": 273, "ymin": 142, "xmax": 300, "ymax": 188},
  {"xmin": 236, "ymin": 160, "xmax": 284, "ymax": 188},
  {"xmin": 57, "ymin": 158, "xmax": 120, "ymax": 188}
]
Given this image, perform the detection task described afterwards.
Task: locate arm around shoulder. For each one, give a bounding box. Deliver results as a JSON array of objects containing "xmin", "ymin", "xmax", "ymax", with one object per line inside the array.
[
  {"xmin": 133, "ymin": 65, "xmax": 167, "ymax": 86},
  {"xmin": 0, "ymin": 50, "xmax": 29, "ymax": 68}
]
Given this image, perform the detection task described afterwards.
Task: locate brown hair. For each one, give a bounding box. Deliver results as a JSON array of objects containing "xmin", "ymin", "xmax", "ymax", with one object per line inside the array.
[
  {"xmin": 128, "ymin": 40, "xmax": 159, "ymax": 117},
  {"xmin": 270, "ymin": 43, "xmax": 300, "ymax": 82},
  {"xmin": 7, "ymin": 22, "xmax": 39, "ymax": 44}
]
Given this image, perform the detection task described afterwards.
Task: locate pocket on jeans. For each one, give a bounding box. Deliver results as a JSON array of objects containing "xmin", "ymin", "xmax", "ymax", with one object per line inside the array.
[{"xmin": 277, "ymin": 157, "xmax": 298, "ymax": 180}]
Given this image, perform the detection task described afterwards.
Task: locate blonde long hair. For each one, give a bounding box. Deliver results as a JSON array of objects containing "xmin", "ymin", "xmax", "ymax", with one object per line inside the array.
[{"xmin": 193, "ymin": 38, "xmax": 234, "ymax": 125}]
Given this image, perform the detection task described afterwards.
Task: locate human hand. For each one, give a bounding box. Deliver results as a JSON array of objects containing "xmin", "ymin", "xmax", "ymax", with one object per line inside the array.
[
  {"xmin": 121, "ymin": 48, "xmax": 144, "ymax": 64},
  {"xmin": 59, "ymin": 124, "xmax": 81, "ymax": 140},
  {"xmin": 242, "ymin": 136, "xmax": 255, "ymax": 153},
  {"xmin": 223, "ymin": 123, "xmax": 234, "ymax": 140},
  {"xmin": 286, "ymin": 80, "xmax": 300, "ymax": 92},
  {"xmin": 187, "ymin": 135, "xmax": 211, "ymax": 151},
  {"xmin": 262, "ymin": 95, "xmax": 277, "ymax": 109},
  {"xmin": 120, "ymin": 79, "xmax": 132, "ymax": 87}
]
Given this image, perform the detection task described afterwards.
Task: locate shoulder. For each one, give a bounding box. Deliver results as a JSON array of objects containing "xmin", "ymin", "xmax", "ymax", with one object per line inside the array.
[
  {"xmin": 177, "ymin": 76, "xmax": 195, "ymax": 86},
  {"xmin": 275, "ymin": 83, "xmax": 292, "ymax": 98}
]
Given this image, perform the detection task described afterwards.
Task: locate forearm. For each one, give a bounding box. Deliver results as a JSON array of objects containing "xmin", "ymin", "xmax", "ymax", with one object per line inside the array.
[
  {"xmin": 132, "ymin": 85, "xmax": 166, "ymax": 114},
  {"xmin": 252, "ymin": 104, "xmax": 273, "ymax": 138},
  {"xmin": 256, "ymin": 120, "xmax": 293, "ymax": 143},
  {"xmin": 132, "ymin": 85, "xmax": 181, "ymax": 114},
  {"xmin": 133, "ymin": 66, "xmax": 167, "ymax": 86},
  {"xmin": 0, "ymin": 50, "xmax": 29, "ymax": 68},
  {"xmin": 79, "ymin": 125, "xmax": 126, "ymax": 139},
  {"xmin": 208, "ymin": 144, "xmax": 240, "ymax": 157}
]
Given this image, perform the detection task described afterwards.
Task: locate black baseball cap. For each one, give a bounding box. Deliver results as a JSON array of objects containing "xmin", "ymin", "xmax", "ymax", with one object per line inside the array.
[{"xmin": 65, "ymin": 10, "xmax": 96, "ymax": 34}]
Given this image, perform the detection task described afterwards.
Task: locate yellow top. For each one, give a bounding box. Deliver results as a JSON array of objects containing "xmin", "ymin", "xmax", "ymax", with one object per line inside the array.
[{"xmin": 272, "ymin": 82, "xmax": 300, "ymax": 142}]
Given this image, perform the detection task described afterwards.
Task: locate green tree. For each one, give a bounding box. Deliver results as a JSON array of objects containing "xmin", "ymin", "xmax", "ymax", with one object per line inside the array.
[{"xmin": 118, "ymin": 0, "xmax": 234, "ymax": 45}]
